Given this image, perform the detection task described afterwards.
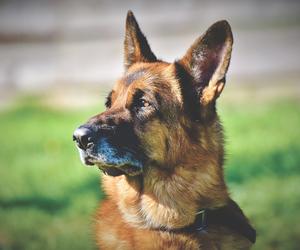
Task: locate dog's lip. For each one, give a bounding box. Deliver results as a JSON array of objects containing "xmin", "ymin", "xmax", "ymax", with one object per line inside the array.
[
  {"xmin": 84, "ymin": 158, "xmax": 95, "ymax": 166},
  {"xmin": 82, "ymin": 154, "xmax": 98, "ymax": 166}
]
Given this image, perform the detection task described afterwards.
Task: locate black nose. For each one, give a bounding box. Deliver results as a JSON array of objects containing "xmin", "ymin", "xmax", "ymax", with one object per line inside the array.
[{"xmin": 73, "ymin": 126, "xmax": 96, "ymax": 150}]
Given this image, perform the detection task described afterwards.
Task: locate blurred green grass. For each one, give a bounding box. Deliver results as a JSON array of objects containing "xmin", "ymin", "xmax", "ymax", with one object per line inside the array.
[{"xmin": 0, "ymin": 97, "xmax": 299, "ymax": 250}]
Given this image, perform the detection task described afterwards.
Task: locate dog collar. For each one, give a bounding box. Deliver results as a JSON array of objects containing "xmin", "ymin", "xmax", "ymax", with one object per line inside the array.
[
  {"xmin": 156, "ymin": 207, "xmax": 256, "ymax": 243},
  {"xmin": 156, "ymin": 209, "xmax": 207, "ymax": 235},
  {"xmin": 189, "ymin": 209, "xmax": 207, "ymax": 231}
]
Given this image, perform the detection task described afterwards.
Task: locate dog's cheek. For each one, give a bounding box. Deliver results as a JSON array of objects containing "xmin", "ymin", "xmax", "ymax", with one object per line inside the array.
[{"xmin": 137, "ymin": 120, "xmax": 168, "ymax": 164}]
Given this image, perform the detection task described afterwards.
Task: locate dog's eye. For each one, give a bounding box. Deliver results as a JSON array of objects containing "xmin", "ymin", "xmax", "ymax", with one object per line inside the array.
[
  {"xmin": 131, "ymin": 89, "xmax": 152, "ymax": 112},
  {"xmin": 140, "ymin": 99, "xmax": 150, "ymax": 108},
  {"xmin": 136, "ymin": 98, "xmax": 150, "ymax": 109}
]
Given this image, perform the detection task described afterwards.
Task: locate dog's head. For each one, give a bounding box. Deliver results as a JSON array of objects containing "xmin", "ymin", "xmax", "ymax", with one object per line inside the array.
[{"xmin": 73, "ymin": 11, "xmax": 233, "ymax": 177}]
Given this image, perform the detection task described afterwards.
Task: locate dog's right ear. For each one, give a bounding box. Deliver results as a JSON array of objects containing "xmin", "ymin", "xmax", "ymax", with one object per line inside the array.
[{"xmin": 124, "ymin": 11, "xmax": 157, "ymax": 70}]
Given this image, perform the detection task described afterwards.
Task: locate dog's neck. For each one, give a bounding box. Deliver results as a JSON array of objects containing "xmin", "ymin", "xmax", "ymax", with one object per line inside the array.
[{"xmin": 102, "ymin": 157, "xmax": 229, "ymax": 229}]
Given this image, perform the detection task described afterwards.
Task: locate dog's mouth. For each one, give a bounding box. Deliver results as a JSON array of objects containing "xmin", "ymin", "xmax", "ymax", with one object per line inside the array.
[{"xmin": 75, "ymin": 138, "xmax": 143, "ymax": 177}]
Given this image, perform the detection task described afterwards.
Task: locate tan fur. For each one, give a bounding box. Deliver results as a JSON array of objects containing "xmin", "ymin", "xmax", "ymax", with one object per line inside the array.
[{"xmin": 81, "ymin": 11, "xmax": 255, "ymax": 250}]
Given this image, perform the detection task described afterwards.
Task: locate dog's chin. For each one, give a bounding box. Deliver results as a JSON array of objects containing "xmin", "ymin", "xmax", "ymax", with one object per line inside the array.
[
  {"xmin": 78, "ymin": 150, "xmax": 143, "ymax": 177},
  {"xmin": 80, "ymin": 154, "xmax": 143, "ymax": 176}
]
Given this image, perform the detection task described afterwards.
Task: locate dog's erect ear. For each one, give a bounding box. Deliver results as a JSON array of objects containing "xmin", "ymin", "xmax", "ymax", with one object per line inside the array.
[
  {"xmin": 124, "ymin": 11, "xmax": 157, "ymax": 70},
  {"xmin": 180, "ymin": 20, "xmax": 233, "ymax": 105}
]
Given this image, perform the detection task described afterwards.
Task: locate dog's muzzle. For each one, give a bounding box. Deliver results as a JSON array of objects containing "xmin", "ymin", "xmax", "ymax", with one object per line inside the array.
[{"xmin": 73, "ymin": 124, "xmax": 143, "ymax": 176}]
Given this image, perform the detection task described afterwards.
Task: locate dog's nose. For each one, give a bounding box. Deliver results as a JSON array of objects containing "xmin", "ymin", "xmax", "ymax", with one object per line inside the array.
[{"xmin": 73, "ymin": 126, "xmax": 95, "ymax": 150}]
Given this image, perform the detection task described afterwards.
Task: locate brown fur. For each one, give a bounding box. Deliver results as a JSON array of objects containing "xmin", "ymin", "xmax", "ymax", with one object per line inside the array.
[{"xmin": 78, "ymin": 11, "xmax": 255, "ymax": 249}]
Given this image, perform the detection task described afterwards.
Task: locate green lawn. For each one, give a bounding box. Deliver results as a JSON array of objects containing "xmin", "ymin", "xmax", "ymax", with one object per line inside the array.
[{"xmin": 0, "ymin": 97, "xmax": 299, "ymax": 250}]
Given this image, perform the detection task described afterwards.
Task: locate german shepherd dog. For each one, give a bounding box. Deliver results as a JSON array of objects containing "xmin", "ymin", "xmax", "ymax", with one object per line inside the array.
[{"xmin": 73, "ymin": 11, "xmax": 256, "ymax": 250}]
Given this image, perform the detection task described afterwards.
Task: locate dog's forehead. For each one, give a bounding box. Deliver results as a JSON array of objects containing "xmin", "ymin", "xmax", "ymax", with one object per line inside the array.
[
  {"xmin": 124, "ymin": 68, "xmax": 147, "ymax": 86},
  {"xmin": 122, "ymin": 62, "xmax": 171, "ymax": 86},
  {"xmin": 112, "ymin": 62, "xmax": 182, "ymax": 104}
]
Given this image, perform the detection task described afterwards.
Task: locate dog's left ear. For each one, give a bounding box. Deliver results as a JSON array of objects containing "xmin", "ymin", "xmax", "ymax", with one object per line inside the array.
[
  {"xmin": 124, "ymin": 11, "xmax": 157, "ymax": 70},
  {"xmin": 180, "ymin": 20, "xmax": 233, "ymax": 105}
]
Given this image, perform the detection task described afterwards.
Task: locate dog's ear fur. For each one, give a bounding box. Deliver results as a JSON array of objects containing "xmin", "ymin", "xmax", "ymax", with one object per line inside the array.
[
  {"xmin": 124, "ymin": 11, "xmax": 157, "ymax": 70},
  {"xmin": 180, "ymin": 20, "xmax": 233, "ymax": 105}
]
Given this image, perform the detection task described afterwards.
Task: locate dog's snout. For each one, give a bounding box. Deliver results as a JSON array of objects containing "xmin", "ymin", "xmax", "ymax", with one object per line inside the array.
[{"xmin": 73, "ymin": 126, "xmax": 96, "ymax": 150}]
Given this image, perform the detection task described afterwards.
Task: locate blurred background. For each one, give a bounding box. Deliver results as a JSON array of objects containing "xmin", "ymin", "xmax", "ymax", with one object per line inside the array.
[{"xmin": 0, "ymin": 0, "xmax": 299, "ymax": 249}]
